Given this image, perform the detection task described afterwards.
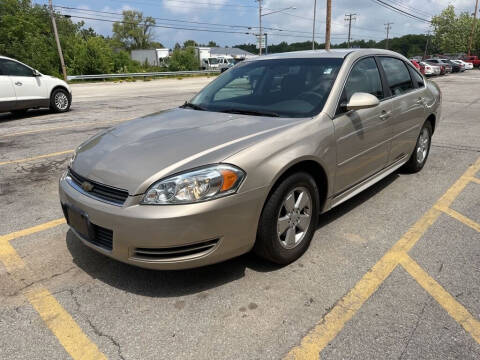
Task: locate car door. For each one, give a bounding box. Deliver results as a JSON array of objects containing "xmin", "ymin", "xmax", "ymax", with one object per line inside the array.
[
  {"xmin": 333, "ymin": 56, "xmax": 391, "ymax": 194},
  {"xmin": 1, "ymin": 59, "xmax": 48, "ymax": 107},
  {"xmin": 377, "ymin": 57, "xmax": 426, "ymax": 165},
  {"xmin": 0, "ymin": 60, "xmax": 17, "ymax": 112}
]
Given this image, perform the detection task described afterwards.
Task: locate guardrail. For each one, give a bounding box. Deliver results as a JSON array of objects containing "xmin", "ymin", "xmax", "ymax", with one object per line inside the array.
[{"xmin": 67, "ymin": 70, "xmax": 220, "ymax": 81}]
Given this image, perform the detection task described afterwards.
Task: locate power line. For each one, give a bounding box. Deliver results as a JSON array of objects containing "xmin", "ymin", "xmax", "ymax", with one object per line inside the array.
[
  {"xmin": 384, "ymin": 0, "xmax": 433, "ymax": 18},
  {"xmin": 54, "ymin": 5, "xmax": 343, "ymax": 37},
  {"xmin": 370, "ymin": 0, "xmax": 431, "ymax": 24}
]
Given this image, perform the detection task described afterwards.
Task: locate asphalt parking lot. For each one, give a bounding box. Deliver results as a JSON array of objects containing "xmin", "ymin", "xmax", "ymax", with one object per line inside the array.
[{"xmin": 1, "ymin": 72, "xmax": 479, "ymax": 359}]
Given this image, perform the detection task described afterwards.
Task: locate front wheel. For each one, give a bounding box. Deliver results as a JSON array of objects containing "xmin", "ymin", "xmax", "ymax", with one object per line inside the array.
[
  {"xmin": 254, "ymin": 172, "xmax": 319, "ymax": 265},
  {"xmin": 50, "ymin": 88, "xmax": 71, "ymax": 113},
  {"xmin": 402, "ymin": 121, "xmax": 432, "ymax": 173}
]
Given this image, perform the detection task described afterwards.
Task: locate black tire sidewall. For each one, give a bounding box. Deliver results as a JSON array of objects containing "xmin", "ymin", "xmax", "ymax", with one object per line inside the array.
[
  {"xmin": 255, "ymin": 172, "xmax": 319, "ymax": 264},
  {"xmin": 50, "ymin": 89, "xmax": 71, "ymax": 113}
]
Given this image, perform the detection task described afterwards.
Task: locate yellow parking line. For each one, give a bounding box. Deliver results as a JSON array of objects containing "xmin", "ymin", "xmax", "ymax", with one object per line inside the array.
[
  {"xmin": 0, "ymin": 117, "xmax": 134, "ymax": 139},
  {"xmin": 0, "ymin": 219, "xmax": 106, "ymax": 358},
  {"xmin": 469, "ymin": 177, "xmax": 480, "ymax": 185},
  {"xmin": 0, "ymin": 150, "xmax": 73, "ymax": 166},
  {"xmin": 400, "ymin": 254, "xmax": 480, "ymax": 344},
  {"xmin": 436, "ymin": 206, "xmax": 480, "ymax": 233},
  {"xmin": 0, "ymin": 241, "xmax": 25, "ymax": 272},
  {"xmin": 0, "ymin": 218, "xmax": 66, "ymax": 243},
  {"xmin": 26, "ymin": 287, "xmax": 107, "ymax": 360},
  {"xmin": 285, "ymin": 156, "xmax": 480, "ymax": 359}
]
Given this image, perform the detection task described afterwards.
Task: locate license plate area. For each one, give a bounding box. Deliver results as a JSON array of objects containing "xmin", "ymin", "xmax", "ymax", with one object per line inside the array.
[{"xmin": 64, "ymin": 205, "xmax": 93, "ymax": 240}]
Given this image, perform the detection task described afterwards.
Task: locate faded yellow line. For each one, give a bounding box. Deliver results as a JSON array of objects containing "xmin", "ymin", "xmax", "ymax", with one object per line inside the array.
[
  {"xmin": 26, "ymin": 287, "xmax": 107, "ymax": 360},
  {"xmin": 0, "ymin": 218, "xmax": 106, "ymax": 358},
  {"xmin": 0, "ymin": 117, "xmax": 134, "ymax": 139},
  {"xmin": 436, "ymin": 206, "xmax": 480, "ymax": 233},
  {"xmin": 285, "ymin": 157, "xmax": 480, "ymax": 359},
  {"xmin": 0, "ymin": 241, "xmax": 25, "ymax": 272},
  {"xmin": 0, "ymin": 150, "xmax": 73, "ymax": 166},
  {"xmin": 400, "ymin": 254, "xmax": 480, "ymax": 344},
  {"xmin": 0, "ymin": 218, "xmax": 66, "ymax": 243},
  {"xmin": 469, "ymin": 177, "xmax": 480, "ymax": 185}
]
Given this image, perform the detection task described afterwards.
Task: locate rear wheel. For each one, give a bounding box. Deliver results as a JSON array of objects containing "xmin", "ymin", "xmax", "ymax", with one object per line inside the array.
[
  {"xmin": 254, "ymin": 172, "xmax": 319, "ymax": 265},
  {"xmin": 50, "ymin": 88, "xmax": 71, "ymax": 113},
  {"xmin": 402, "ymin": 121, "xmax": 432, "ymax": 173}
]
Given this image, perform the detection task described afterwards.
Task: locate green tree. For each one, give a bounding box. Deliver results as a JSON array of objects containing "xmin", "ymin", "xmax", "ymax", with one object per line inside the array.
[
  {"xmin": 183, "ymin": 39, "xmax": 197, "ymax": 48},
  {"xmin": 431, "ymin": 5, "xmax": 478, "ymax": 54},
  {"xmin": 112, "ymin": 10, "xmax": 157, "ymax": 50},
  {"xmin": 169, "ymin": 47, "xmax": 199, "ymax": 71}
]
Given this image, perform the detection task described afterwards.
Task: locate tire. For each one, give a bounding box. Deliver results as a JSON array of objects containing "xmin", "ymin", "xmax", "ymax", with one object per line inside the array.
[
  {"xmin": 402, "ymin": 121, "xmax": 432, "ymax": 173},
  {"xmin": 254, "ymin": 172, "xmax": 319, "ymax": 265},
  {"xmin": 50, "ymin": 88, "xmax": 71, "ymax": 113}
]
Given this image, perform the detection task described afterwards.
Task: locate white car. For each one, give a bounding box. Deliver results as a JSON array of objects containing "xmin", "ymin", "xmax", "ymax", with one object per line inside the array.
[
  {"xmin": 451, "ymin": 59, "xmax": 473, "ymax": 70},
  {"xmin": 0, "ymin": 56, "xmax": 72, "ymax": 114},
  {"xmin": 420, "ymin": 62, "xmax": 440, "ymax": 76}
]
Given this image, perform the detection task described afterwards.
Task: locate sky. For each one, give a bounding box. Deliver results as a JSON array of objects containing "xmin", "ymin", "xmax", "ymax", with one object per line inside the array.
[{"xmin": 34, "ymin": 0, "xmax": 478, "ymax": 48}]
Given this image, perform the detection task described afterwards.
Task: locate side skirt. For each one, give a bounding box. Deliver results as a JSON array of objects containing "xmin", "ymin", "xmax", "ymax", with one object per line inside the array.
[{"xmin": 331, "ymin": 156, "xmax": 408, "ymax": 209}]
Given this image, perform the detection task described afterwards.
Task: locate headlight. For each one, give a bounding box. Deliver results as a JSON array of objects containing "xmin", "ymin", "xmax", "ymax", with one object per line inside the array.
[{"xmin": 141, "ymin": 164, "xmax": 245, "ymax": 205}]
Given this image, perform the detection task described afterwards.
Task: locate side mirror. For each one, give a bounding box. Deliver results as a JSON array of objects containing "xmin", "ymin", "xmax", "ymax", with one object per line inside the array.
[
  {"xmin": 33, "ymin": 69, "xmax": 41, "ymax": 77},
  {"xmin": 344, "ymin": 92, "xmax": 380, "ymax": 111}
]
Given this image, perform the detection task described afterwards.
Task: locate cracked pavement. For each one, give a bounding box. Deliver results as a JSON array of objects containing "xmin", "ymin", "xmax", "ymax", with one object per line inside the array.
[{"xmin": 1, "ymin": 74, "xmax": 479, "ymax": 359}]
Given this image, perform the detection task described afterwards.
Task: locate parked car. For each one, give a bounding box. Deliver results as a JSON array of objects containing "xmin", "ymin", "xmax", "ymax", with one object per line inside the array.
[
  {"xmin": 461, "ymin": 55, "xmax": 480, "ymax": 68},
  {"xmin": 59, "ymin": 49, "xmax": 441, "ymax": 270},
  {"xmin": 441, "ymin": 59, "xmax": 462, "ymax": 72},
  {"xmin": 452, "ymin": 59, "xmax": 473, "ymax": 70},
  {"xmin": 426, "ymin": 59, "xmax": 452, "ymax": 73},
  {"xmin": 0, "ymin": 56, "xmax": 71, "ymax": 114},
  {"xmin": 410, "ymin": 59, "xmax": 423, "ymax": 73},
  {"xmin": 421, "ymin": 62, "xmax": 440, "ymax": 76}
]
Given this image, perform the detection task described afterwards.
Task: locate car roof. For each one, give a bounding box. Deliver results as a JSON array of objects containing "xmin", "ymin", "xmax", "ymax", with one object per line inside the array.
[{"xmin": 246, "ymin": 48, "xmax": 405, "ymax": 61}]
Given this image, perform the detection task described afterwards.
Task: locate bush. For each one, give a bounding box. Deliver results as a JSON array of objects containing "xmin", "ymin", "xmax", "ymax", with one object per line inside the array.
[{"xmin": 169, "ymin": 47, "xmax": 199, "ymax": 71}]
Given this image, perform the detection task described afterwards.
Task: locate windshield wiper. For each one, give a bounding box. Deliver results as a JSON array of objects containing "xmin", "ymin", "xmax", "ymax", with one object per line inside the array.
[
  {"xmin": 218, "ymin": 108, "xmax": 280, "ymax": 117},
  {"xmin": 181, "ymin": 101, "xmax": 208, "ymax": 111}
]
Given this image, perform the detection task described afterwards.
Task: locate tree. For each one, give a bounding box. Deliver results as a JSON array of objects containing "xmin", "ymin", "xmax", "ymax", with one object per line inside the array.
[
  {"xmin": 169, "ymin": 47, "xmax": 199, "ymax": 71},
  {"xmin": 207, "ymin": 41, "xmax": 218, "ymax": 47},
  {"xmin": 431, "ymin": 5, "xmax": 479, "ymax": 54},
  {"xmin": 183, "ymin": 39, "xmax": 197, "ymax": 48},
  {"xmin": 112, "ymin": 10, "xmax": 157, "ymax": 50}
]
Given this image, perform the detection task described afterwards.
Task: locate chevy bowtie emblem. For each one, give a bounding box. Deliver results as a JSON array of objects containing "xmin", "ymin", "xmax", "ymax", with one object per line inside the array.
[{"xmin": 81, "ymin": 181, "xmax": 94, "ymax": 192}]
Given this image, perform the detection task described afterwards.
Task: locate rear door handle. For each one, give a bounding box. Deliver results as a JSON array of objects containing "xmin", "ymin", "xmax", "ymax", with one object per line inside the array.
[
  {"xmin": 379, "ymin": 110, "xmax": 391, "ymax": 120},
  {"xmin": 15, "ymin": 81, "xmax": 22, "ymax": 86}
]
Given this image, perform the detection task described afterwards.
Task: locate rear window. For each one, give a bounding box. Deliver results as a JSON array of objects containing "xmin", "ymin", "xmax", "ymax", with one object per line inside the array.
[{"xmin": 379, "ymin": 57, "xmax": 414, "ymax": 96}]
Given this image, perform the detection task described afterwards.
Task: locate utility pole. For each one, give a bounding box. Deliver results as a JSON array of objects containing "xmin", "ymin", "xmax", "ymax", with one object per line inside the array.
[
  {"xmin": 325, "ymin": 0, "xmax": 332, "ymax": 50},
  {"xmin": 258, "ymin": 0, "xmax": 263, "ymax": 56},
  {"xmin": 423, "ymin": 30, "xmax": 430, "ymax": 60},
  {"xmin": 385, "ymin": 22, "xmax": 393, "ymax": 50},
  {"xmin": 49, "ymin": 0, "xmax": 67, "ymax": 81},
  {"xmin": 468, "ymin": 0, "xmax": 479, "ymax": 56},
  {"xmin": 312, "ymin": 0, "xmax": 317, "ymax": 50},
  {"xmin": 345, "ymin": 13, "xmax": 357, "ymax": 48}
]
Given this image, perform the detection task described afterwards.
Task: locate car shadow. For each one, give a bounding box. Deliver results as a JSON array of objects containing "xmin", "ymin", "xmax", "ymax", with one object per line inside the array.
[
  {"xmin": 0, "ymin": 108, "xmax": 76, "ymax": 122},
  {"xmin": 66, "ymin": 171, "xmax": 400, "ymax": 298}
]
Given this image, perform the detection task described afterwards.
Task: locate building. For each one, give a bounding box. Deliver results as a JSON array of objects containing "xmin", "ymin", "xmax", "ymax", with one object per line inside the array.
[{"xmin": 210, "ymin": 47, "xmax": 256, "ymax": 61}]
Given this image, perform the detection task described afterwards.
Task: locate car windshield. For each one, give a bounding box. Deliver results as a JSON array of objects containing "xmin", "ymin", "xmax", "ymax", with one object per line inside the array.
[
  {"xmin": 209, "ymin": 58, "xmax": 219, "ymax": 64},
  {"xmin": 189, "ymin": 58, "xmax": 344, "ymax": 118},
  {"xmin": 227, "ymin": 58, "xmax": 234, "ymax": 64}
]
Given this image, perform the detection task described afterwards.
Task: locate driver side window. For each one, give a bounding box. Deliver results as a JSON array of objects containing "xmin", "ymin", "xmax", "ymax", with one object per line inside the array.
[{"xmin": 337, "ymin": 57, "xmax": 383, "ymax": 115}]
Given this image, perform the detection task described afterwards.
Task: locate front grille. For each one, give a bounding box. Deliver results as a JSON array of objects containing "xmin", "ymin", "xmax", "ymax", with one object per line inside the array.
[
  {"xmin": 90, "ymin": 224, "xmax": 113, "ymax": 251},
  {"xmin": 68, "ymin": 169, "xmax": 129, "ymax": 205},
  {"xmin": 133, "ymin": 239, "xmax": 219, "ymax": 260}
]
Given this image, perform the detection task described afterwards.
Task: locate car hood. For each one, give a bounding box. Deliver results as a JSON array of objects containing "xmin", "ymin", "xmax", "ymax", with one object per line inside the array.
[{"xmin": 72, "ymin": 108, "xmax": 303, "ymax": 195}]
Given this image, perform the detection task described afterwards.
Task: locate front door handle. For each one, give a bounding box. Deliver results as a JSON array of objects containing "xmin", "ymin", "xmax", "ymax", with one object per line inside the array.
[
  {"xmin": 379, "ymin": 110, "xmax": 391, "ymax": 120},
  {"xmin": 14, "ymin": 81, "xmax": 22, "ymax": 86},
  {"xmin": 416, "ymin": 97, "xmax": 424, "ymax": 105}
]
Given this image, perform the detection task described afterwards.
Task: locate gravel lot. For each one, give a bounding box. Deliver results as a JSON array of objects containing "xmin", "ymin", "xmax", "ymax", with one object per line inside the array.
[{"xmin": 1, "ymin": 73, "xmax": 479, "ymax": 359}]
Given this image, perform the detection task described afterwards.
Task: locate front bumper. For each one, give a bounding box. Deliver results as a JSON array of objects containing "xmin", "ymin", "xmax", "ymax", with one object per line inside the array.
[{"xmin": 59, "ymin": 174, "xmax": 267, "ymax": 270}]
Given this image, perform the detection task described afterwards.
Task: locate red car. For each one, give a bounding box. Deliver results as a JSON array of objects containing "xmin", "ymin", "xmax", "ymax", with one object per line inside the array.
[
  {"xmin": 410, "ymin": 60, "xmax": 424, "ymax": 74},
  {"xmin": 461, "ymin": 55, "xmax": 480, "ymax": 67}
]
